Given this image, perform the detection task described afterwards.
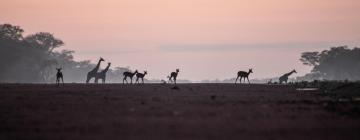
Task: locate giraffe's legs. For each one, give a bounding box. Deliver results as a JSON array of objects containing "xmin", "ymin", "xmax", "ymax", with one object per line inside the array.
[
  {"xmin": 86, "ymin": 75, "xmax": 91, "ymax": 84},
  {"xmin": 95, "ymin": 77, "xmax": 99, "ymax": 84}
]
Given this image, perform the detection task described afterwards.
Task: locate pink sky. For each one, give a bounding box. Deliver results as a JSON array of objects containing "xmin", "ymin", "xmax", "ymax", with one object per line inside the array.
[{"xmin": 1, "ymin": 0, "xmax": 360, "ymax": 81}]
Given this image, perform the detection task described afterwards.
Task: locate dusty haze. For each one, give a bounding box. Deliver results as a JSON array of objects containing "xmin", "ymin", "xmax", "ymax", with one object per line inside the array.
[{"xmin": 1, "ymin": 0, "xmax": 360, "ymax": 81}]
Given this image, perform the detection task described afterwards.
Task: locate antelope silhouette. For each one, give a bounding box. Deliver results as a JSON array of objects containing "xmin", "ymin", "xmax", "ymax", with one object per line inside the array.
[
  {"xmin": 169, "ymin": 69, "xmax": 180, "ymax": 84},
  {"xmin": 95, "ymin": 62, "xmax": 111, "ymax": 84},
  {"xmin": 235, "ymin": 68, "xmax": 253, "ymax": 84},
  {"xmin": 167, "ymin": 75, "xmax": 173, "ymax": 83},
  {"xmin": 123, "ymin": 70, "xmax": 138, "ymax": 84},
  {"xmin": 279, "ymin": 69, "xmax": 296, "ymax": 84},
  {"xmin": 86, "ymin": 57, "xmax": 104, "ymax": 83},
  {"xmin": 56, "ymin": 68, "xmax": 64, "ymax": 86},
  {"xmin": 135, "ymin": 71, "xmax": 148, "ymax": 84}
]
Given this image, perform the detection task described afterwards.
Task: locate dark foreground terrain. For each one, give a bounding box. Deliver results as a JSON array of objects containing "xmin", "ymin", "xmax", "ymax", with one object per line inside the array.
[{"xmin": 0, "ymin": 83, "xmax": 359, "ymax": 140}]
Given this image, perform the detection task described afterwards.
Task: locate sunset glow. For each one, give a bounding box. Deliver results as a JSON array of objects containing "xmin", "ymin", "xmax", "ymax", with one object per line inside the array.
[{"xmin": 2, "ymin": 0, "xmax": 360, "ymax": 81}]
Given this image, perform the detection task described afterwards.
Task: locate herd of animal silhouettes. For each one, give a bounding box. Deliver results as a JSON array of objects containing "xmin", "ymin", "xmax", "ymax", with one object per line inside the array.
[{"xmin": 55, "ymin": 57, "xmax": 297, "ymax": 86}]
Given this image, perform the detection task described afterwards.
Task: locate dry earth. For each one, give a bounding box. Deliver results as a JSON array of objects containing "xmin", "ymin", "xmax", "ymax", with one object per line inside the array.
[{"xmin": 0, "ymin": 83, "xmax": 359, "ymax": 140}]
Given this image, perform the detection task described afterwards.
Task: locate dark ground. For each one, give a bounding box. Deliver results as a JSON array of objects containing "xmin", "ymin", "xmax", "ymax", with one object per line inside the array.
[{"xmin": 0, "ymin": 83, "xmax": 359, "ymax": 140}]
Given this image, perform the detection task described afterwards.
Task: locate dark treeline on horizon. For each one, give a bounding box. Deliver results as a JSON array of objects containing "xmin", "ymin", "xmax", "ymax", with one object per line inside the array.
[
  {"xmin": 1, "ymin": 23, "xmax": 360, "ymax": 83},
  {"xmin": 299, "ymin": 46, "xmax": 360, "ymax": 81},
  {"xmin": 0, "ymin": 23, "xmax": 134, "ymax": 83}
]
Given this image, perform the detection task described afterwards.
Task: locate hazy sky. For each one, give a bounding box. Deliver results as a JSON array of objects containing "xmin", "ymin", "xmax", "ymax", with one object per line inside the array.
[{"xmin": 2, "ymin": 0, "xmax": 360, "ymax": 81}]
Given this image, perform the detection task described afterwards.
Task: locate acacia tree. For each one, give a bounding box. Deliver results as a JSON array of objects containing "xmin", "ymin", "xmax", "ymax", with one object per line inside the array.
[
  {"xmin": 299, "ymin": 52, "xmax": 320, "ymax": 66},
  {"xmin": 1, "ymin": 23, "xmax": 136, "ymax": 83},
  {"xmin": 23, "ymin": 32, "xmax": 65, "ymax": 81},
  {"xmin": 300, "ymin": 46, "xmax": 360, "ymax": 81},
  {"xmin": 24, "ymin": 32, "xmax": 64, "ymax": 53},
  {"xmin": 0, "ymin": 24, "xmax": 24, "ymax": 41}
]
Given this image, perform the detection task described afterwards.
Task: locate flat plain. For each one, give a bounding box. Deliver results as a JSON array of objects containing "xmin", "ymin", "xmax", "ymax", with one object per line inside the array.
[{"xmin": 0, "ymin": 83, "xmax": 359, "ymax": 140}]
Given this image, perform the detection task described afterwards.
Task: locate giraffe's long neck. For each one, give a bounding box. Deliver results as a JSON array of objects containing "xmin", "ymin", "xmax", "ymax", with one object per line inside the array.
[
  {"xmin": 92, "ymin": 60, "xmax": 102, "ymax": 72},
  {"xmin": 285, "ymin": 71, "xmax": 295, "ymax": 77},
  {"xmin": 102, "ymin": 64, "xmax": 111, "ymax": 73}
]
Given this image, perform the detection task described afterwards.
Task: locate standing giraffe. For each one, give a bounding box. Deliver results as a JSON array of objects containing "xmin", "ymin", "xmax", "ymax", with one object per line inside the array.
[
  {"xmin": 279, "ymin": 69, "xmax": 297, "ymax": 84},
  {"xmin": 56, "ymin": 68, "xmax": 64, "ymax": 86},
  {"xmin": 235, "ymin": 68, "xmax": 253, "ymax": 84},
  {"xmin": 95, "ymin": 63, "xmax": 111, "ymax": 84},
  {"xmin": 169, "ymin": 69, "xmax": 180, "ymax": 84},
  {"xmin": 86, "ymin": 57, "xmax": 105, "ymax": 83},
  {"xmin": 123, "ymin": 70, "xmax": 138, "ymax": 84},
  {"xmin": 135, "ymin": 71, "xmax": 148, "ymax": 84}
]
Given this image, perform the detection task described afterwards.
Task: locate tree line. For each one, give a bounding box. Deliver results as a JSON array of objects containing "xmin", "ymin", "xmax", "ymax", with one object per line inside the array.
[
  {"xmin": 1, "ymin": 23, "xmax": 360, "ymax": 83},
  {"xmin": 299, "ymin": 46, "xmax": 360, "ymax": 81},
  {"xmin": 0, "ymin": 23, "xmax": 132, "ymax": 83}
]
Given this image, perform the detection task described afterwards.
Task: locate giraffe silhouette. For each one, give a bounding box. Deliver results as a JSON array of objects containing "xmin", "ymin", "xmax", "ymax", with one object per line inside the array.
[
  {"xmin": 279, "ymin": 69, "xmax": 297, "ymax": 84},
  {"xmin": 135, "ymin": 71, "xmax": 147, "ymax": 84},
  {"xmin": 95, "ymin": 62, "xmax": 111, "ymax": 84},
  {"xmin": 169, "ymin": 69, "xmax": 179, "ymax": 85},
  {"xmin": 235, "ymin": 68, "xmax": 253, "ymax": 84},
  {"xmin": 86, "ymin": 57, "xmax": 104, "ymax": 83},
  {"xmin": 56, "ymin": 68, "xmax": 64, "ymax": 86},
  {"xmin": 123, "ymin": 70, "xmax": 138, "ymax": 84}
]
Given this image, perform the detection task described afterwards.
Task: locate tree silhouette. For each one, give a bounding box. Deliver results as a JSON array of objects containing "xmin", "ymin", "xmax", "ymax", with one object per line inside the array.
[
  {"xmin": 300, "ymin": 52, "xmax": 320, "ymax": 66},
  {"xmin": 0, "ymin": 24, "xmax": 24, "ymax": 41},
  {"xmin": 300, "ymin": 46, "xmax": 360, "ymax": 80},
  {"xmin": 24, "ymin": 32, "xmax": 64, "ymax": 53},
  {"xmin": 0, "ymin": 23, "xmax": 132, "ymax": 83}
]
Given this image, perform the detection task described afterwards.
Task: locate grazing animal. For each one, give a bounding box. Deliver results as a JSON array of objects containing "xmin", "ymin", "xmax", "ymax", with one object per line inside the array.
[
  {"xmin": 86, "ymin": 57, "xmax": 105, "ymax": 83},
  {"xmin": 235, "ymin": 68, "xmax": 253, "ymax": 84},
  {"xmin": 123, "ymin": 70, "xmax": 138, "ymax": 84},
  {"xmin": 167, "ymin": 75, "xmax": 173, "ymax": 83},
  {"xmin": 95, "ymin": 63, "xmax": 111, "ymax": 84},
  {"xmin": 279, "ymin": 69, "xmax": 297, "ymax": 84},
  {"xmin": 135, "ymin": 71, "xmax": 148, "ymax": 84},
  {"xmin": 56, "ymin": 68, "xmax": 64, "ymax": 86},
  {"xmin": 169, "ymin": 69, "xmax": 180, "ymax": 84}
]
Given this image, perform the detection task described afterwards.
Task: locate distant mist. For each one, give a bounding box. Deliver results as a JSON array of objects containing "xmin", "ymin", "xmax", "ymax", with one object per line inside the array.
[{"xmin": 1, "ymin": 23, "xmax": 360, "ymax": 83}]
